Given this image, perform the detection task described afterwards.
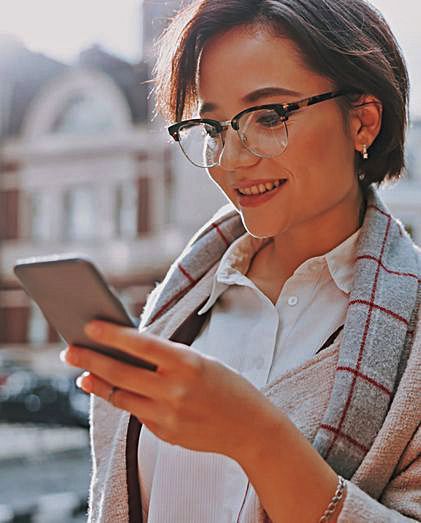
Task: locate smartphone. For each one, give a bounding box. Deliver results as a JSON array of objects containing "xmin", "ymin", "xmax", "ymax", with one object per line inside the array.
[{"xmin": 14, "ymin": 255, "xmax": 156, "ymax": 371}]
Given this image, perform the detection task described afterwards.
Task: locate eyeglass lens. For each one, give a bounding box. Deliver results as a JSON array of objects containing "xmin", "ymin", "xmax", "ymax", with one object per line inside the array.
[
  {"xmin": 178, "ymin": 123, "xmax": 223, "ymax": 168},
  {"xmin": 177, "ymin": 108, "xmax": 288, "ymax": 168}
]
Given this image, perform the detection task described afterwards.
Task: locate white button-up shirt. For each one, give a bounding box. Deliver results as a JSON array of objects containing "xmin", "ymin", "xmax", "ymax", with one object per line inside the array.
[{"xmin": 138, "ymin": 229, "xmax": 359, "ymax": 522}]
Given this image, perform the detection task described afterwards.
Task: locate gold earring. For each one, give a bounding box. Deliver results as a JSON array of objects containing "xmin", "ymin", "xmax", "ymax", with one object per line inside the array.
[{"xmin": 362, "ymin": 144, "xmax": 369, "ymax": 160}]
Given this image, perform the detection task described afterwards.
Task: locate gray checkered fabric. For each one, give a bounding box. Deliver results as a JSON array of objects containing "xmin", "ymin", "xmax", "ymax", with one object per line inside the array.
[{"xmin": 141, "ymin": 186, "xmax": 421, "ymax": 479}]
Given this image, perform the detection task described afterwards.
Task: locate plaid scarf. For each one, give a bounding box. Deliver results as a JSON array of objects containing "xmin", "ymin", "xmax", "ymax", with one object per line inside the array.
[{"xmin": 141, "ymin": 186, "xmax": 421, "ymax": 479}]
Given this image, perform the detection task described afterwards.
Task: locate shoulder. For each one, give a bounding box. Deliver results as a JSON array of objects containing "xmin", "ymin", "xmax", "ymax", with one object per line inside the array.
[
  {"xmin": 185, "ymin": 202, "xmax": 239, "ymax": 247},
  {"xmin": 138, "ymin": 203, "xmax": 242, "ymax": 329}
]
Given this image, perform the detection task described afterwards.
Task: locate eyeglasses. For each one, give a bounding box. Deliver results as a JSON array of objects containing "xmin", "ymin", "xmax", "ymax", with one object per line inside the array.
[{"xmin": 168, "ymin": 90, "xmax": 352, "ymax": 168}]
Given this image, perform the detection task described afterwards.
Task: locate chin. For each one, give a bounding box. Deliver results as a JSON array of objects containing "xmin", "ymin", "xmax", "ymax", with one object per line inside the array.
[{"xmin": 241, "ymin": 218, "xmax": 284, "ymax": 239}]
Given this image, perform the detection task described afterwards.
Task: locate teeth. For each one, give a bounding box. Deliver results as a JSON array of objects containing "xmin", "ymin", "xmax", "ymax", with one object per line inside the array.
[{"xmin": 238, "ymin": 179, "xmax": 284, "ymax": 196}]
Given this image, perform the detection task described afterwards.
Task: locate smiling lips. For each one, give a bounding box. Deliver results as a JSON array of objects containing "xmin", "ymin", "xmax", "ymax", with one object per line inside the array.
[
  {"xmin": 236, "ymin": 179, "xmax": 285, "ymax": 196},
  {"xmin": 235, "ymin": 179, "xmax": 288, "ymax": 207}
]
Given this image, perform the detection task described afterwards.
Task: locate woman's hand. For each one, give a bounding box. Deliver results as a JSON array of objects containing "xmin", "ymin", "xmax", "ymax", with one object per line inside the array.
[
  {"xmin": 62, "ymin": 320, "xmax": 345, "ymax": 523},
  {"xmin": 61, "ymin": 320, "xmax": 280, "ymax": 462}
]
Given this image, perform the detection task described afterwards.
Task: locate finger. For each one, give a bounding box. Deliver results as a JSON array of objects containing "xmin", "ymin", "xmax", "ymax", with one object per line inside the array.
[
  {"xmin": 78, "ymin": 372, "xmax": 158, "ymax": 423},
  {"xmin": 84, "ymin": 321, "xmax": 188, "ymax": 369},
  {"xmin": 63, "ymin": 345, "xmax": 164, "ymax": 399}
]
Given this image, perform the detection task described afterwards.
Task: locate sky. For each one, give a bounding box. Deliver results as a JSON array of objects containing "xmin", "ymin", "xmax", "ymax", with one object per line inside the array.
[
  {"xmin": 0, "ymin": 0, "xmax": 142, "ymax": 62},
  {"xmin": 0, "ymin": 0, "xmax": 420, "ymax": 116}
]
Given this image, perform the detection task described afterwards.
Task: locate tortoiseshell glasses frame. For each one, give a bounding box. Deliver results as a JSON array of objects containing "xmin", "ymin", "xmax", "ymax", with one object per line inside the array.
[{"xmin": 168, "ymin": 90, "xmax": 354, "ymax": 168}]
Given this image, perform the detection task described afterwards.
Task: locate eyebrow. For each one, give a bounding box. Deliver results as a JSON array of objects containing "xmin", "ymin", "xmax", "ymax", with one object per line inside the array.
[{"xmin": 199, "ymin": 86, "xmax": 303, "ymax": 114}]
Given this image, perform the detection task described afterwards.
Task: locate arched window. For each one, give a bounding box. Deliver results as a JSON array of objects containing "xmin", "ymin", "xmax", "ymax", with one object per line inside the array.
[
  {"xmin": 52, "ymin": 94, "xmax": 118, "ymax": 135},
  {"xmin": 23, "ymin": 69, "xmax": 131, "ymax": 138}
]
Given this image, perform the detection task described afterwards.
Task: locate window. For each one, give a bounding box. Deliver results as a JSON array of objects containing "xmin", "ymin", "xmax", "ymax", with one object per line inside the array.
[
  {"xmin": 29, "ymin": 191, "xmax": 51, "ymax": 241},
  {"xmin": 52, "ymin": 95, "xmax": 117, "ymax": 135},
  {"xmin": 115, "ymin": 180, "xmax": 139, "ymax": 239},
  {"xmin": 63, "ymin": 186, "xmax": 96, "ymax": 241},
  {"xmin": 28, "ymin": 302, "xmax": 48, "ymax": 344}
]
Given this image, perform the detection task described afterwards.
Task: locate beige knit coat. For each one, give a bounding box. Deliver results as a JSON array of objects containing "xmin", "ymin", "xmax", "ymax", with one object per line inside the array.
[
  {"xmin": 88, "ymin": 189, "xmax": 421, "ymax": 522},
  {"xmin": 88, "ymin": 263, "xmax": 420, "ymax": 522}
]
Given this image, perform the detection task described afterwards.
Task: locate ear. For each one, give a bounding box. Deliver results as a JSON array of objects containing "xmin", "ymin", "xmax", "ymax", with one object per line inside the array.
[{"xmin": 349, "ymin": 95, "xmax": 383, "ymax": 156}]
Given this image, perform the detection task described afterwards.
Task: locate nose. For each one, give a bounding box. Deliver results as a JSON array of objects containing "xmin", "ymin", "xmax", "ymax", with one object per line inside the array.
[{"xmin": 217, "ymin": 127, "xmax": 260, "ymax": 171}]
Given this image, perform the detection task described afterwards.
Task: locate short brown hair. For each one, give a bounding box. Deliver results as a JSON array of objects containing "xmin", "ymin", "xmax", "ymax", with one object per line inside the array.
[{"xmin": 153, "ymin": 0, "xmax": 410, "ymax": 187}]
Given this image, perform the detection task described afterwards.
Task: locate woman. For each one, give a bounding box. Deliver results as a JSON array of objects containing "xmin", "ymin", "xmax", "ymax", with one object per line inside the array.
[{"xmin": 63, "ymin": 0, "xmax": 420, "ymax": 521}]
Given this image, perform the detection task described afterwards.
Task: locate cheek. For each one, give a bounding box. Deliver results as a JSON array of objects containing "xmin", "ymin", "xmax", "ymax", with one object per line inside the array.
[
  {"xmin": 291, "ymin": 119, "xmax": 334, "ymax": 170},
  {"xmin": 207, "ymin": 168, "xmax": 225, "ymax": 194},
  {"xmin": 207, "ymin": 167, "xmax": 220, "ymax": 185},
  {"xmin": 289, "ymin": 117, "xmax": 354, "ymax": 195}
]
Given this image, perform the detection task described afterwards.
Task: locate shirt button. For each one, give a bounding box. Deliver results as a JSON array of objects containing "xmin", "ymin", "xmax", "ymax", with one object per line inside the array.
[{"xmin": 288, "ymin": 296, "xmax": 298, "ymax": 306}]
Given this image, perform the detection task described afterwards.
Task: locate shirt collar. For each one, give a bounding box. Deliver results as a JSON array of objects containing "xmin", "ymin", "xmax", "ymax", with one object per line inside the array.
[
  {"xmin": 197, "ymin": 227, "xmax": 360, "ymax": 315},
  {"xmin": 289, "ymin": 228, "xmax": 360, "ymax": 294},
  {"xmin": 197, "ymin": 233, "xmax": 270, "ymax": 315},
  {"xmin": 325, "ymin": 228, "xmax": 360, "ymax": 294}
]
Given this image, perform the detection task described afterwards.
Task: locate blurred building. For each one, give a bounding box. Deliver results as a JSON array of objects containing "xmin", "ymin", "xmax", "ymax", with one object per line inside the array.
[
  {"xmin": 0, "ymin": 33, "xmax": 224, "ymax": 370},
  {"xmin": 0, "ymin": 4, "xmax": 420, "ymax": 369},
  {"xmin": 141, "ymin": 0, "xmax": 180, "ymax": 64},
  {"xmin": 140, "ymin": 0, "xmax": 226, "ymax": 233},
  {"xmin": 0, "ymin": 36, "xmax": 162, "ymax": 364},
  {"xmin": 380, "ymin": 118, "xmax": 421, "ymax": 242}
]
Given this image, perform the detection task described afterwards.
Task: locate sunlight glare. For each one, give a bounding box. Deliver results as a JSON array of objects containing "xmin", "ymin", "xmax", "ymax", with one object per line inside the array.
[{"xmin": 0, "ymin": 0, "xmax": 141, "ymax": 63}]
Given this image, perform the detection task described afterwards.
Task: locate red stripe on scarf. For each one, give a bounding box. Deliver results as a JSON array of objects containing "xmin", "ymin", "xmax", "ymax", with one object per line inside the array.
[
  {"xmin": 336, "ymin": 366, "xmax": 393, "ymax": 396},
  {"xmin": 150, "ymin": 282, "xmax": 196, "ymax": 324},
  {"xmin": 325, "ymin": 212, "xmax": 392, "ymax": 458},
  {"xmin": 348, "ymin": 300, "xmax": 409, "ymax": 326},
  {"xmin": 321, "ymin": 424, "xmax": 369, "ymax": 453},
  {"xmin": 212, "ymin": 222, "xmax": 230, "ymax": 247},
  {"xmin": 356, "ymin": 255, "xmax": 419, "ymax": 280},
  {"xmin": 178, "ymin": 263, "xmax": 197, "ymax": 285}
]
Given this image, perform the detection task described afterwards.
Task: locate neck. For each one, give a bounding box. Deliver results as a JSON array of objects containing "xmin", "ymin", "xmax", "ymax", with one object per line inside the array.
[{"xmin": 269, "ymin": 186, "xmax": 365, "ymax": 279}]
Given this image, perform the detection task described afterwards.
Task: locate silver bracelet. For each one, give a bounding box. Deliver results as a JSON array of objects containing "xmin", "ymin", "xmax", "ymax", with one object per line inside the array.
[{"xmin": 319, "ymin": 475, "xmax": 346, "ymax": 523}]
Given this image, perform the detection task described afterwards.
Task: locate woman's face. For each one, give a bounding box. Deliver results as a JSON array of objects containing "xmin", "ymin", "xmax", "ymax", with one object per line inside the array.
[{"xmin": 198, "ymin": 26, "xmax": 360, "ymax": 239}]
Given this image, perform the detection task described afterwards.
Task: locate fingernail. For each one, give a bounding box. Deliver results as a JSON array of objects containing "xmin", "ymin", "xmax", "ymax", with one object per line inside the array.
[
  {"xmin": 76, "ymin": 372, "xmax": 92, "ymax": 392},
  {"xmin": 59, "ymin": 350, "xmax": 67, "ymax": 363}
]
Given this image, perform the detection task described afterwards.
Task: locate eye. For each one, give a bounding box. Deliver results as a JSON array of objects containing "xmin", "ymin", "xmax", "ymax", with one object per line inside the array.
[
  {"xmin": 255, "ymin": 110, "xmax": 285, "ymax": 128},
  {"xmin": 204, "ymin": 125, "xmax": 219, "ymax": 139}
]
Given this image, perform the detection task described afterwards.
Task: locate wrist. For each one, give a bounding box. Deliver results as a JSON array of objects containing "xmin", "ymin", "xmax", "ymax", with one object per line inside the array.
[
  {"xmin": 234, "ymin": 403, "xmax": 345, "ymax": 523},
  {"xmin": 234, "ymin": 400, "xmax": 286, "ymax": 470},
  {"xmin": 319, "ymin": 476, "xmax": 346, "ymax": 523}
]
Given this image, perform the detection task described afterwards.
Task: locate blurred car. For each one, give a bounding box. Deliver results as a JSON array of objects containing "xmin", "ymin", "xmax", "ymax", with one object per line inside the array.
[
  {"xmin": 0, "ymin": 360, "xmax": 22, "ymax": 387},
  {"xmin": 0, "ymin": 365, "xmax": 89, "ymax": 428}
]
